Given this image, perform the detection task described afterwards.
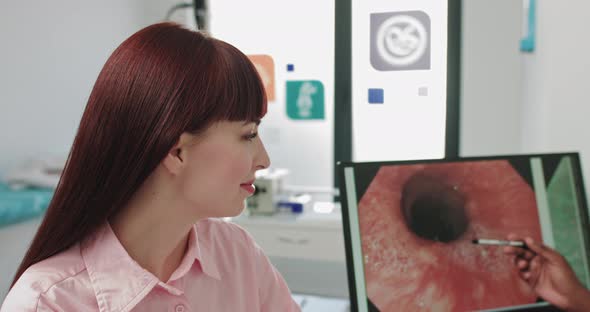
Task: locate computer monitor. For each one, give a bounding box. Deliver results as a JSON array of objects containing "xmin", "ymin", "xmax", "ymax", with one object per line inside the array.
[{"xmin": 338, "ymin": 153, "xmax": 590, "ymax": 312}]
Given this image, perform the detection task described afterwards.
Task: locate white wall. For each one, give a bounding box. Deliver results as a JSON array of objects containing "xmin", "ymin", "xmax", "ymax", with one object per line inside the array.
[
  {"xmin": 461, "ymin": 0, "xmax": 590, "ymax": 209},
  {"xmin": 460, "ymin": 0, "xmax": 523, "ymax": 156},
  {"xmin": 0, "ymin": 0, "xmax": 180, "ymax": 176}
]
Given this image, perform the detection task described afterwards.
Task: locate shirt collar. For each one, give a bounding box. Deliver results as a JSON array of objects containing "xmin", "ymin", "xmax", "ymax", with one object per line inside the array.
[
  {"xmin": 169, "ymin": 222, "xmax": 221, "ymax": 281},
  {"xmin": 81, "ymin": 222, "xmax": 221, "ymax": 312}
]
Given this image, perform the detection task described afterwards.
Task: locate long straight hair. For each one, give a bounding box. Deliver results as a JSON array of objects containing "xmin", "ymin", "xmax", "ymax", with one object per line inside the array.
[{"xmin": 12, "ymin": 23, "xmax": 266, "ymax": 286}]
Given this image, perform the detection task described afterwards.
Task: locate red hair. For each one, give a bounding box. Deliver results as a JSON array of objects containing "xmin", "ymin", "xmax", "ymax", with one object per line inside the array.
[{"xmin": 11, "ymin": 23, "xmax": 266, "ymax": 286}]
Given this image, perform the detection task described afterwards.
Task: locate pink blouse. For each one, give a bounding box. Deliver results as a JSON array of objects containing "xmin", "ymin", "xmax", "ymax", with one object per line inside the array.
[{"xmin": 1, "ymin": 219, "xmax": 300, "ymax": 312}]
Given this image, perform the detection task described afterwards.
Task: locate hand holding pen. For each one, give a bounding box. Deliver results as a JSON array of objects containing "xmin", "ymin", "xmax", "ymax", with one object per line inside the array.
[{"xmin": 502, "ymin": 234, "xmax": 590, "ymax": 312}]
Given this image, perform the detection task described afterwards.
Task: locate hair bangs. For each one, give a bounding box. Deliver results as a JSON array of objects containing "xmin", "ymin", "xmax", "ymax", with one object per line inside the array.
[{"xmin": 208, "ymin": 40, "xmax": 267, "ymax": 124}]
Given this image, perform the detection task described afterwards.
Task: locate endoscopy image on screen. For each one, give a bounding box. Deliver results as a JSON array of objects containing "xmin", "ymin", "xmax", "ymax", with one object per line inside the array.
[{"xmin": 348, "ymin": 154, "xmax": 590, "ymax": 311}]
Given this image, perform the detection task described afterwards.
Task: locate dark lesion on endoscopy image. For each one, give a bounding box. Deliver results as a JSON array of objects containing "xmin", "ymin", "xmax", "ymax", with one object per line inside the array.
[{"xmin": 348, "ymin": 154, "xmax": 589, "ymax": 312}]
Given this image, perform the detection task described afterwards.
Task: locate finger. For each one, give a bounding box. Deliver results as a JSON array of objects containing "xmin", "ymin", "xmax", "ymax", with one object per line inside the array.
[
  {"xmin": 525, "ymin": 237, "xmax": 560, "ymax": 263},
  {"xmin": 529, "ymin": 256, "xmax": 541, "ymax": 275},
  {"xmin": 523, "ymin": 237, "xmax": 544, "ymax": 255},
  {"xmin": 504, "ymin": 245, "xmax": 517, "ymax": 255},
  {"xmin": 512, "ymin": 254, "xmax": 528, "ymax": 269},
  {"xmin": 521, "ymin": 270, "xmax": 532, "ymax": 281},
  {"xmin": 518, "ymin": 259, "xmax": 530, "ymax": 270},
  {"xmin": 511, "ymin": 249, "xmax": 535, "ymax": 261},
  {"xmin": 506, "ymin": 234, "xmax": 531, "ymax": 255},
  {"xmin": 522, "ymin": 250, "xmax": 536, "ymax": 261},
  {"xmin": 505, "ymin": 245, "xmax": 527, "ymax": 258}
]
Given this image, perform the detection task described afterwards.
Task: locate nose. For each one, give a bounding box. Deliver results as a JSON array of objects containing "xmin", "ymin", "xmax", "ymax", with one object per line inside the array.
[{"xmin": 255, "ymin": 139, "xmax": 271, "ymax": 170}]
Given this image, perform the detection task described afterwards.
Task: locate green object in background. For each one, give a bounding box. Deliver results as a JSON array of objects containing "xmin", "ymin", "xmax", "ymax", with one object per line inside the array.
[
  {"xmin": 286, "ymin": 80, "xmax": 325, "ymax": 120},
  {"xmin": 546, "ymin": 156, "xmax": 590, "ymax": 287},
  {"xmin": 0, "ymin": 183, "xmax": 53, "ymax": 227}
]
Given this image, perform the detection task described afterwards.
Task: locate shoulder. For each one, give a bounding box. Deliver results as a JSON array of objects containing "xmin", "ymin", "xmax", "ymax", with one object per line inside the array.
[{"xmin": 2, "ymin": 244, "xmax": 89, "ymax": 311}]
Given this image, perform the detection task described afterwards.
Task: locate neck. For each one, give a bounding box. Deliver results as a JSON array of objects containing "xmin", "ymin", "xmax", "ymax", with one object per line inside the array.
[{"xmin": 109, "ymin": 171, "xmax": 196, "ymax": 282}]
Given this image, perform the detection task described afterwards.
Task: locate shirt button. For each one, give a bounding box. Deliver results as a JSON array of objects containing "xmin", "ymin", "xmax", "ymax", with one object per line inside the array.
[{"xmin": 175, "ymin": 304, "xmax": 185, "ymax": 312}]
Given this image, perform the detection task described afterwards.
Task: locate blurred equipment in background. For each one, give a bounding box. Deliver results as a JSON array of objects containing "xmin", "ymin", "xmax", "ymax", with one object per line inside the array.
[
  {"xmin": 247, "ymin": 168, "xmax": 289, "ymax": 215},
  {"xmin": 193, "ymin": 0, "xmax": 208, "ymax": 31},
  {"xmin": 164, "ymin": 0, "xmax": 208, "ymax": 31},
  {"xmin": 3, "ymin": 157, "xmax": 65, "ymax": 190},
  {"xmin": 0, "ymin": 157, "xmax": 61, "ymax": 226}
]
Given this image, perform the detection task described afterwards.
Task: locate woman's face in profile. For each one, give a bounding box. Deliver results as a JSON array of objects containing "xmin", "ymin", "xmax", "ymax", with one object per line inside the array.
[{"xmin": 175, "ymin": 120, "xmax": 270, "ymax": 218}]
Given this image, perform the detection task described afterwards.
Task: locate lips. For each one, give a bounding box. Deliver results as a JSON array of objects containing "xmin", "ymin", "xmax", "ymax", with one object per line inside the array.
[{"xmin": 240, "ymin": 179, "xmax": 256, "ymax": 194}]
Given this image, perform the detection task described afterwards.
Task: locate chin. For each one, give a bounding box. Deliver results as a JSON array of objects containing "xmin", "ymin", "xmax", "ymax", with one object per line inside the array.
[
  {"xmin": 359, "ymin": 160, "xmax": 541, "ymax": 311},
  {"xmin": 227, "ymin": 206, "xmax": 246, "ymax": 218},
  {"xmin": 220, "ymin": 200, "xmax": 246, "ymax": 218}
]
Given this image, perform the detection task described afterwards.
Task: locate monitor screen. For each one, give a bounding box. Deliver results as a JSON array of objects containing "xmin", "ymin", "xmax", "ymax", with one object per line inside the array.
[{"xmin": 338, "ymin": 153, "xmax": 590, "ymax": 312}]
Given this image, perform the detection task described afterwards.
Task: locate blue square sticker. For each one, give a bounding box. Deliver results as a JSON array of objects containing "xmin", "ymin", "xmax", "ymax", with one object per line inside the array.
[
  {"xmin": 287, "ymin": 64, "xmax": 295, "ymax": 72},
  {"xmin": 368, "ymin": 88, "xmax": 384, "ymax": 104}
]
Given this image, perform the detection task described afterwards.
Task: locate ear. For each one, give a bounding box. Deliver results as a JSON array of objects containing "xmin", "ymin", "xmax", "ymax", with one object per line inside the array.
[{"xmin": 162, "ymin": 133, "xmax": 194, "ymax": 175}]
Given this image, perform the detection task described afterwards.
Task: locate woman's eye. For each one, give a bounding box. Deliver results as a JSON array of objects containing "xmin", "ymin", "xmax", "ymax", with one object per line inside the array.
[{"xmin": 245, "ymin": 132, "xmax": 258, "ymax": 141}]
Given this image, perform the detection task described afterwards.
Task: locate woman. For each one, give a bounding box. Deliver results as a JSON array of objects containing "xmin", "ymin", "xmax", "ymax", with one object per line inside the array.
[
  {"xmin": 2, "ymin": 23, "xmax": 300, "ymax": 311},
  {"xmin": 504, "ymin": 234, "xmax": 590, "ymax": 312}
]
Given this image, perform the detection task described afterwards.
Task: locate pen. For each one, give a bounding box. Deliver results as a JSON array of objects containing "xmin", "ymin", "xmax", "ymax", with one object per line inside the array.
[{"xmin": 472, "ymin": 238, "xmax": 528, "ymax": 249}]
